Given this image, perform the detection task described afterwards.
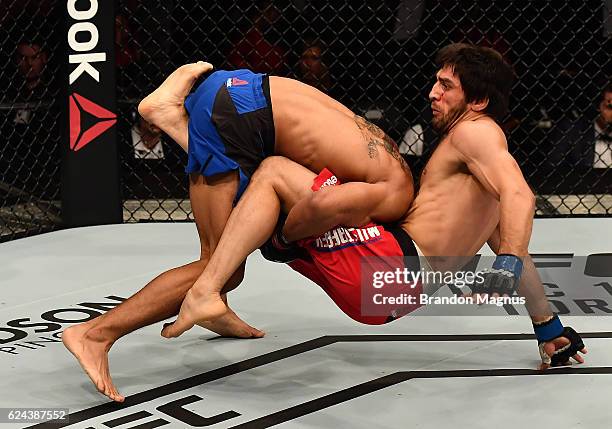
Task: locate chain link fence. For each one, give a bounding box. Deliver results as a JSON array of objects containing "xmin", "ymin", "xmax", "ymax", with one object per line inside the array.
[
  {"xmin": 1, "ymin": 0, "xmax": 611, "ymax": 241},
  {"xmin": 1, "ymin": 0, "xmax": 62, "ymax": 241}
]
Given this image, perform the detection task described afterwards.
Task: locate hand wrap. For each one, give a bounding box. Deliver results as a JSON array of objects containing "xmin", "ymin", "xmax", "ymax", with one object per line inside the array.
[
  {"xmin": 471, "ymin": 254, "xmax": 523, "ymax": 296},
  {"xmin": 533, "ymin": 315, "xmax": 585, "ymax": 366}
]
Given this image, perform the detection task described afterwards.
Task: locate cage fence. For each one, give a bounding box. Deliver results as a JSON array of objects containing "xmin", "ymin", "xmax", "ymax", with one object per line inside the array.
[{"xmin": 1, "ymin": 0, "xmax": 611, "ymax": 241}]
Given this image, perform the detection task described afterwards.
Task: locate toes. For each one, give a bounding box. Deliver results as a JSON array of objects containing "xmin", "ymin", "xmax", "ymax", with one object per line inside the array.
[
  {"xmin": 103, "ymin": 384, "xmax": 122, "ymax": 403},
  {"xmin": 110, "ymin": 388, "xmax": 125, "ymax": 403},
  {"xmin": 195, "ymin": 61, "xmax": 214, "ymax": 74},
  {"xmin": 161, "ymin": 313, "xmax": 194, "ymax": 338},
  {"xmin": 161, "ymin": 322, "xmax": 174, "ymax": 338},
  {"xmin": 178, "ymin": 62, "xmax": 212, "ymax": 81},
  {"xmin": 105, "ymin": 378, "xmax": 122, "ymax": 402},
  {"xmin": 101, "ymin": 383, "xmax": 114, "ymax": 400},
  {"xmin": 251, "ymin": 328, "xmax": 265, "ymax": 338},
  {"xmin": 161, "ymin": 322, "xmax": 181, "ymax": 338}
]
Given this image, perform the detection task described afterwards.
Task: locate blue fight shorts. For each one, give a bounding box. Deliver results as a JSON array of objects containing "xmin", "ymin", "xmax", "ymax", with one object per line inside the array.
[{"xmin": 184, "ymin": 69, "xmax": 275, "ymax": 201}]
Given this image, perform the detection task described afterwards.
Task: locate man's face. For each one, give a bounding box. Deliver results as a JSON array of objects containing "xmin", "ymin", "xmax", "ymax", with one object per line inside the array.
[
  {"xmin": 429, "ymin": 66, "xmax": 468, "ymax": 133},
  {"xmin": 299, "ymin": 46, "xmax": 324, "ymax": 78},
  {"xmin": 599, "ymin": 91, "xmax": 612, "ymax": 126},
  {"xmin": 16, "ymin": 43, "xmax": 47, "ymax": 80}
]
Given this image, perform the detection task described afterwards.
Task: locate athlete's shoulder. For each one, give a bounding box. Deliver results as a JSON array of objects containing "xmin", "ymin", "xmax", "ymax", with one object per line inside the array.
[{"xmin": 450, "ymin": 117, "xmax": 507, "ymax": 153}]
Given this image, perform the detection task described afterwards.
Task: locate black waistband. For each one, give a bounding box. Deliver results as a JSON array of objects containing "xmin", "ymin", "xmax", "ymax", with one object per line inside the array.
[
  {"xmin": 383, "ymin": 224, "xmax": 420, "ymax": 324},
  {"xmin": 385, "ymin": 224, "xmax": 420, "ymax": 271},
  {"xmin": 261, "ymin": 75, "xmax": 275, "ymax": 157}
]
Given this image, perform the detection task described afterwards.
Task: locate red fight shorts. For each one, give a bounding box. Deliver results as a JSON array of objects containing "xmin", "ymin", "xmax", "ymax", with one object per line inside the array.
[{"xmin": 288, "ymin": 168, "xmax": 423, "ymax": 325}]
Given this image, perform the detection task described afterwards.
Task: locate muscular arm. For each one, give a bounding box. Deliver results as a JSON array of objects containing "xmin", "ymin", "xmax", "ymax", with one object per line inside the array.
[
  {"xmin": 280, "ymin": 114, "xmax": 413, "ymax": 242},
  {"xmin": 452, "ymin": 121, "xmax": 535, "ymax": 256},
  {"xmin": 282, "ymin": 181, "xmax": 404, "ymax": 242},
  {"xmin": 487, "ymin": 225, "xmax": 553, "ymax": 322}
]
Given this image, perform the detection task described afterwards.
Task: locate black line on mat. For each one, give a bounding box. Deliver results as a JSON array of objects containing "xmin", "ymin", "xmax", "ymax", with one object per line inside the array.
[
  {"xmin": 230, "ymin": 367, "xmax": 612, "ymax": 428},
  {"xmin": 103, "ymin": 410, "xmax": 153, "ymax": 427},
  {"xmin": 25, "ymin": 332, "xmax": 612, "ymax": 429},
  {"xmin": 531, "ymin": 253, "xmax": 573, "ymax": 258},
  {"xmin": 534, "ymin": 262, "xmax": 572, "ymax": 268},
  {"xmin": 125, "ymin": 418, "xmax": 169, "ymax": 429}
]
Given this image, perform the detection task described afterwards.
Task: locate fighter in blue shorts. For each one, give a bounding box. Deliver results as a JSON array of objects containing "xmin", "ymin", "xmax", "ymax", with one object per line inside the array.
[{"xmin": 136, "ymin": 61, "xmax": 415, "ymax": 328}]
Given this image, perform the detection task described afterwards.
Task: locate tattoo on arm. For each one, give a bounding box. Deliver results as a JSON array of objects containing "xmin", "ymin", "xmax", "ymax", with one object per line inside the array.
[
  {"xmin": 353, "ymin": 115, "xmax": 410, "ymax": 172},
  {"xmin": 367, "ymin": 140, "xmax": 378, "ymax": 158}
]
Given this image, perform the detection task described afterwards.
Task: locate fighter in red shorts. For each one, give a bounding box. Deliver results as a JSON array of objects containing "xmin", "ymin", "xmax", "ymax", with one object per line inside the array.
[{"xmin": 263, "ymin": 168, "xmax": 423, "ymax": 325}]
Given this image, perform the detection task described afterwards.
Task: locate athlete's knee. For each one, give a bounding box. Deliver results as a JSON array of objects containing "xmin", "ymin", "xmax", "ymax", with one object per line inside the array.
[
  {"xmin": 251, "ymin": 156, "xmax": 288, "ymax": 184},
  {"xmin": 260, "ymin": 156, "xmax": 290, "ymax": 173}
]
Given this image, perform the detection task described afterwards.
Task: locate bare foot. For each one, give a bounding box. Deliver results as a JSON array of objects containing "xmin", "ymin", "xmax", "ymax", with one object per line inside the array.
[
  {"xmin": 161, "ymin": 289, "xmax": 227, "ymax": 338},
  {"xmin": 138, "ymin": 61, "xmax": 213, "ymax": 150},
  {"xmin": 62, "ymin": 324, "xmax": 125, "ymax": 403},
  {"xmin": 196, "ymin": 309, "xmax": 265, "ymax": 338}
]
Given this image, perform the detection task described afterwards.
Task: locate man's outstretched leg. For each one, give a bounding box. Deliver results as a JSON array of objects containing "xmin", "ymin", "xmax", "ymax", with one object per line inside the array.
[
  {"xmin": 62, "ymin": 173, "xmax": 264, "ymax": 402},
  {"xmin": 162, "ymin": 157, "xmax": 316, "ymax": 338}
]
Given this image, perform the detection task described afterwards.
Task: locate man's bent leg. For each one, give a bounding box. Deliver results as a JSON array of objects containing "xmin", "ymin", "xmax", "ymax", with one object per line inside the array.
[
  {"xmin": 62, "ymin": 171, "xmax": 257, "ymax": 402},
  {"xmin": 162, "ymin": 157, "xmax": 316, "ymax": 338}
]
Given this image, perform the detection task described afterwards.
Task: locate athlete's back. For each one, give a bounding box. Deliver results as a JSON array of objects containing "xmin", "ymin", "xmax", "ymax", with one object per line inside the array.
[{"xmin": 269, "ymin": 76, "xmax": 413, "ymax": 194}]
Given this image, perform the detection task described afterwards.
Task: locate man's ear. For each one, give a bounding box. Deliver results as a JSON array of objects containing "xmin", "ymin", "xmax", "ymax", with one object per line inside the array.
[{"xmin": 470, "ymin": 98, "xmax": 489, "ymax": 113}]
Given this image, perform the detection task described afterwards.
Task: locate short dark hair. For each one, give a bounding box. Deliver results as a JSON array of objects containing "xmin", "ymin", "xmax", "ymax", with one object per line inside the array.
[{"xmin": 435, "ymin": 43, "xmax": 514, "ymax": 121}]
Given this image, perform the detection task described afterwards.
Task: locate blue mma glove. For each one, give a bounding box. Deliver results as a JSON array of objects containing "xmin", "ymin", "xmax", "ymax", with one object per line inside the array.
[
  {"xmin": 533, "ymin": 314, "xmax": 586, "ymax": 366},
  {"xmin": 472, "ymin": 254, "xmax": 523, "ymax": 296}
]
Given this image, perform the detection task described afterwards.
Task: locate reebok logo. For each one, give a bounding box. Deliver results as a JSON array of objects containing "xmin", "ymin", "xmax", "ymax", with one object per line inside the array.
[
  {"xmin": 69, "ymin": 93, "xmax": 116, "ymax": 151},
  {"xmin": 226, "ymin": 77, "xmax": 249, "ymax": 87},
  {"xmin": 321, "ymin": 175, "xmax": 338, "ymax": 188},
  {"xmin": 67, "ymin": 0, "xmax": 106, "ymax": 84},
  {"xmin": 312, "ymin": 168, "xmax": 340, "ymax": 191}
]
